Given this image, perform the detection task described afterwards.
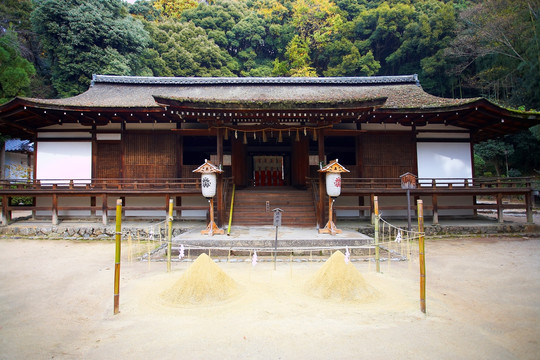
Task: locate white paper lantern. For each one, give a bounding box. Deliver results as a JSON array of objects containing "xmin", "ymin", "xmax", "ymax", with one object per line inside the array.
[
  {"xmin": 201, "ymin": 173, "xmax": 217, "ymax": 198},
  {"xmin": 325, "ymin": 172, "xmax": 342, "ymax": 198}
]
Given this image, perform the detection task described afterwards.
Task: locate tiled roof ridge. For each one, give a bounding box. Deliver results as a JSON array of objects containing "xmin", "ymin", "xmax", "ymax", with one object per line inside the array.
[{"xmin": 91, "ymin": 74, "xmax": 420, "ymax": 87}]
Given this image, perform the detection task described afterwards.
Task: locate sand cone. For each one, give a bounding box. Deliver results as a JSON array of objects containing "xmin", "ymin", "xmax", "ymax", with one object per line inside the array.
[
  {"xmin": 306, "ymin": 251, "xmax": 377, "ymax": 301},
  {"xmin": 162, "ymin": 253, "xmax": 237, "ymax": 304}
]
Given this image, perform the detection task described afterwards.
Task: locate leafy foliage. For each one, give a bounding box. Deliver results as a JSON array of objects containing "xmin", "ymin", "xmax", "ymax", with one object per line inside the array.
[
  {"xmin": 1, "ymin": 0, "xmax": 538, "ymax": 174},
  {"xmin": 447, "ymin": 0, "xmax": 540, "ymax": 109},
  {"xmin": 31, "ymin": 0, "xmax": 150, "ymax": 97},
  {"xmin": 0, "ymin": 30, "xmax": 36, "ymax": 103},
  {"xmin": 142, "ymin": 20, "xmax": 236, "ymax": 76},
  {"xmin": 153, "ymin": 0, "xmax": 199, "ymax": 19}
]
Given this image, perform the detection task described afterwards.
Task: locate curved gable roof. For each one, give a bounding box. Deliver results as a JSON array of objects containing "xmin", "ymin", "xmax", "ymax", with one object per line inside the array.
[{"xmin": 0, "ymin": 74, "xmax": 538, "ymax": 141}]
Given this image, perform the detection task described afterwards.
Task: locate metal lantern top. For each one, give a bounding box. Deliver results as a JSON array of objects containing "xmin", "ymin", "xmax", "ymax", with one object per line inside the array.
[
  {"xmin": 400, "ymin": 172, "xmax": 417, "ymax": 189},
  {"xmin": 318, "ymin": 159, "xmax": 350, "ymax": 174},
  {"xmin": 192, "ymin": 159, "xmax": 224, "ymax": 174}
]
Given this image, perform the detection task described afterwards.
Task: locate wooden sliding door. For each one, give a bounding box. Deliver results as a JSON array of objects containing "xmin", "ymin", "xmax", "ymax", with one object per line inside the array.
[
  {"xmin": 123, "ymin": 133, "xmax": 177, "ymax": 178},
  {"xmin": 361, "ymin": 132, "xmax": 416, "ymax": 178}
]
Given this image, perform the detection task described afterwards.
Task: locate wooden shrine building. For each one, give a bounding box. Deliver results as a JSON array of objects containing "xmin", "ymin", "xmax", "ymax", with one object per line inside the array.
[{"xmin": 0, "ymin": 75, "xmax": 538, "ymax": 227}]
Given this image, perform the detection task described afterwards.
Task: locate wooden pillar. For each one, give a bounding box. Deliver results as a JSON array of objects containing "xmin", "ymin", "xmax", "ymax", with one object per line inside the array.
[
  {"xmin": 32, "ymin": 138, "xmax": 38, "ymax": 220},
  {"xmin": 470, "ymin": 137, "xmax": 478, "ymax": 216},
  {"xmin": 216, "ymin": 128, "xmax": 224, "ymax": 227},
  {"xmin": 317, "ymin": 129, "xmax": 325, "ymax": 228},
  {"xmin": 2, "ymin": 195, "xmax": 8, "ymax": 225},
  {"xmin": 52, "ymin": 193, "xmax": 59, "ymax": 225},
  {"xmin": 291, "ymin": 135, "xmax": 309, "ymax": 187},
  {"xmin": 432, "ymin": 193, "xmax": 439, "ymax": 225},
  {"xmin": 231, "ymin": 137, "xmax": 246, "ymax": 187},
  {"xmin": 90, "ymin": 196, "xmax": 96, "ymax": 218},
  {"xmin": 526, "ymin": 189, "xmax": 534, "ymax": 224},
  {"xmin": 0, "ymin": 141, "xmax": 5, "ymax": 180},
  {"xmin": 102, "ymin": 194, "xmax": 108, "ymax": 225},
  {"xmin": 165, "ymin": 194, "xmax": 171, "ymax": 220},
  {"xmin": 176, "ymin": 131, "xmax": 183, "ymax": 219},
  {"xmin": 370, "ymin": 193, "xmax": 375, "ymax": 224},
  {"xmin": 355, "ymin": 133, "xmax": 364, "ymax": 216},
  {"xmin": 90, "ymin": 125, "xmax": 97, "ymax": 218},
  {"xmin": 496, "ymin": 192, "xmax": 504, "ymax": 224}
]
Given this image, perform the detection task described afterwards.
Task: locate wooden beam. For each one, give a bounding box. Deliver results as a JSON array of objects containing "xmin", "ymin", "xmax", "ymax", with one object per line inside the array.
[
  {"xmin": 317, "ymin": 128, "xmax": 325, "ymax": 228},
  {"xmin": 216, "ymin": 128, "xmax": 224, "ymax": 227},
  {"xmin": 323, "ymin": 129, "xmax": 367, "ymax": 136},
  {"xmin": 171, "ymin": 128, "xmax": 217, "ymax": 136}
]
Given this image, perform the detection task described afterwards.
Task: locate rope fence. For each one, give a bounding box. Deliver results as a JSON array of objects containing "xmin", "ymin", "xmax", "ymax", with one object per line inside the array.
[
  {"xmin": 119, "ymin": 217, "xmax": 422, "ymax": 265},
  {"xmin": 113, "ymin": 196, "xmax": 427, "ymax": 315}
]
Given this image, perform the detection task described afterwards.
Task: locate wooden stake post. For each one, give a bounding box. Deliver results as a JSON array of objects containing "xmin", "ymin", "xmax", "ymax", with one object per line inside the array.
[
  {"xmin": 113, "ymin": 199, "xmax": 122, "ymax": 315},
  {"xmin": 374, "ymin": 196, "xmax": 380, "ymax": 273},
  {"xmin": 417, "ymin": 199, "xmax": 426, "ymax": 314},
  {"xmin": 273, "ymin": 208, "xmax": 283, "ymax": 270},
  {"xmin": 400, "ymin": 172, "xmax": 417, "ymax": 232},
  {"xmin": 167, "ymin": 199, "xmax": 173, "ymax": 272}
]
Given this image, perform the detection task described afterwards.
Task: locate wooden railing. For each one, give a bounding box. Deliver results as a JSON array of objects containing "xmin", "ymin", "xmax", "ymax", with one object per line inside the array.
[
  {"xmin": 0, "ymin": 178, "xmax": 233, "ymax": 226},
  {"xmin": 339, "ymin": 177, "xmax": 535, "ymax": 191},
  {"xmin": 309, "ymin": 177, "xmax": 537, "ymax": 225},
  {"xmin": 0, "ymin": 178, "xmax": 203, "ymax": 193},
  {"xmin": 0, "ymin": 176, "xmax": 536, "ymax": 226}
]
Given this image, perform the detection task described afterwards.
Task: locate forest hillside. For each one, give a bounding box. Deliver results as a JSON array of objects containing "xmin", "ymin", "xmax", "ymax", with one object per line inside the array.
[{"xmin": 1, "ymin": 0, "xmax": 539, "ymax": 175}]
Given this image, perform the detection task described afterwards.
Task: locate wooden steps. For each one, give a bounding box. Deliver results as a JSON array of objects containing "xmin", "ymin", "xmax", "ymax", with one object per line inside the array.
[{"xmin": 229, "ymin": 188, "xmax": 316, "ymax": 227}]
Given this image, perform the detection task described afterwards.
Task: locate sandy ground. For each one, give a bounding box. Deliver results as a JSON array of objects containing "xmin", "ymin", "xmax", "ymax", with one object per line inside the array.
[{"xmin": 0, "ymin": 237, "xmax": 539, "ymax": 360}]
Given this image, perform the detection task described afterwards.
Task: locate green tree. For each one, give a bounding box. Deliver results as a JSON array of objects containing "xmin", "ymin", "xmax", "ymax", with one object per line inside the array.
[
  {"xmin": 350, "ymin": 0, "xmax": 458, "ymax": 95},
  {"xmin": 324, "ymin": 47, "xmax": 379, "ymax": 76},
  {"xmin": 447, "ymin": 0, "xmax": 540, "ymax": 108},
  {"xmin": 0, "ymin": 0, "xmax": 33, "ymax": 37},
  {"xmin": 31, "ymin": 0, "xmax": 150, "ymax": 97},
  {"xmin": 182, "ymin": 0, "xmax": 289, "ymax": 76},
  {"xmin": 153, "ymin": 0, "xmax": 198, "ymax": 19},
  {"xmin": 143, "ymin": 20, "xmax": 237, "ymax": 77},
  {"xmin": 281, "ymin": 34, "xmax": 317, "ymax": 76},
  {"xmin": 128, "ymin": 0, "xmax": 162, "ymax": 21},
  {"xmin": 474, "ymin": 139, "xmax": 514, "ymax": 177},
  {"xmin": 505, "ymin": 130, "xmax": 540, "ymax": 176},
  {"xmin": 0, "ymin": 29, "xmax": 36, "ymax": 103}
]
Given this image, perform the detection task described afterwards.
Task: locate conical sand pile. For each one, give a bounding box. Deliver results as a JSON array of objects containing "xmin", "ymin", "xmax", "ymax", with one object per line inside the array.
[
  {"xmin": 306, "ymin": 250, "xmax": 377, "ymax": 301},
  {"xmin": 161, "ymin": 253, "xmax": 238, "ymax": 304}
]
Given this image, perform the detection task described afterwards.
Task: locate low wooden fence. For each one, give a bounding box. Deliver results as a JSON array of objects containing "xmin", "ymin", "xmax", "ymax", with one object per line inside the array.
[
  {"xmin": 312, "ymin": 177, "xmax": 537, "ymax": 224},
  {"xmin": 0, "ymin": 178, "xmax": 233, "ymax": 226},
  {"xmin": 0, "ymin": 176, "xmax": 536, "ymax": 226}
]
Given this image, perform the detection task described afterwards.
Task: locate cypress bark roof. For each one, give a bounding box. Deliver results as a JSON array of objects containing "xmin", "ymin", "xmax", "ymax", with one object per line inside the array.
[
  {"xmin": 0, "ymin": 74, "xmax": 538, "ymax": 142},
  {"xmin": 16, "ymin": 74, "xmax": 472, "ymax": 109}
]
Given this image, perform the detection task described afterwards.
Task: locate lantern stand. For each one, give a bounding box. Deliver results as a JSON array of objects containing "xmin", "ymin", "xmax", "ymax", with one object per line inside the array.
[
  {"xmin": 193, "ymin": 159, "xmax": 225, "ymax": 236},
  {"xmin": 400, "ymin": 172, "xmax": 417, "ymax": 232},
  {"xmin": 318, "ymin": 159, "xmax": 350, "ymax": 235}
]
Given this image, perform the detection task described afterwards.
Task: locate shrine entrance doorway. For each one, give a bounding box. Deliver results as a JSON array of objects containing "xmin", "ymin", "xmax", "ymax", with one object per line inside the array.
[{"xmin": 251, "ymin": 155, "xmax": 287, "ymax": 187}]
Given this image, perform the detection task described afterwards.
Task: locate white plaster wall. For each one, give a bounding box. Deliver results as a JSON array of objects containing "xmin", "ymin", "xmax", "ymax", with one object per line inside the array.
[
  {"xmin": 36, "ymin": 142, "xmax": 92, "ymax": 182},
  {"xmin": 417, "ymin": 142, "xmax": 472, "ymax": 181}
]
